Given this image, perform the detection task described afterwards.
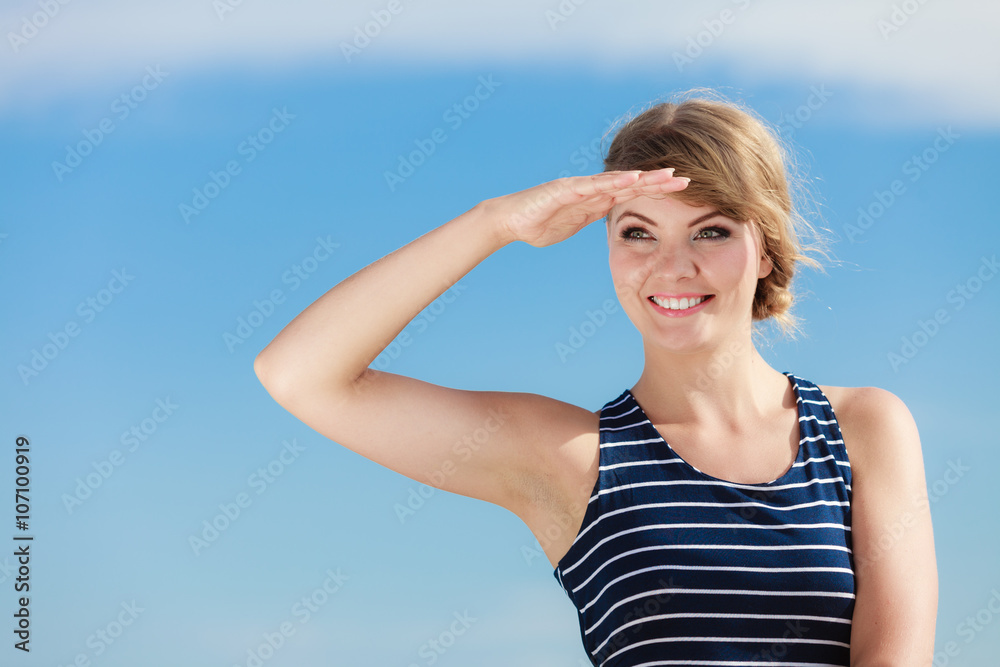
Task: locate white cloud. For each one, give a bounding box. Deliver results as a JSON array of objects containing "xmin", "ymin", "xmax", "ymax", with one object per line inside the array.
[{"xmin": 1, "ymin": 0, "xmax": 997, "ymax": 126}]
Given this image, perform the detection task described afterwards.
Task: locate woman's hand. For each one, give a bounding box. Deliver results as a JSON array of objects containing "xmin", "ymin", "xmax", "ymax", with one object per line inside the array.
[{"xmin": 485, "ymin": 168, "xmax": 690, "ymax": 248}]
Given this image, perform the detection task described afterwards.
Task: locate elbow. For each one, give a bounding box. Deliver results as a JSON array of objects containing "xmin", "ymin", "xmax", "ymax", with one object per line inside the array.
[{"xmin": 254, "ymin": 351, "xmax": 285, "ymax": 396}]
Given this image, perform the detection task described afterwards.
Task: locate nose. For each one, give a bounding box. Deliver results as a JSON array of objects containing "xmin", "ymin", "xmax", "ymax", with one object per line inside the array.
[{"xmin": 649, "ymin": 240, "xmax": 697, "ymax": 282}]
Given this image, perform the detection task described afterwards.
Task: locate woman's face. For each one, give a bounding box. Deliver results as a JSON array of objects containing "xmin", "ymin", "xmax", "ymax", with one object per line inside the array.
[{"xmin": 607, "ymin": 194, "xmax": 772, "ymax": 355}]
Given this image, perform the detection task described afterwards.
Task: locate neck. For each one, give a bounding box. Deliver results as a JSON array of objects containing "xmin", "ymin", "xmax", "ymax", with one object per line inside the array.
[{"xmin": 630, "ymin": 331, "xmax": 788, "ymax": 429}]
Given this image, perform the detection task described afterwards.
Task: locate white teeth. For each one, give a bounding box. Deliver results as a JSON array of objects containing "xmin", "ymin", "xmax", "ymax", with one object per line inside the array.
[{"xmin": 651, "ymin": 295, "xmax": 707, "ymax": 310}]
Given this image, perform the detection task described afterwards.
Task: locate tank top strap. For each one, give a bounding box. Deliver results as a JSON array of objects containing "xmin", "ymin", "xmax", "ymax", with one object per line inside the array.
[{"xmin": 782, "ymin": 371, "xmax": 852, "ymax": 491}]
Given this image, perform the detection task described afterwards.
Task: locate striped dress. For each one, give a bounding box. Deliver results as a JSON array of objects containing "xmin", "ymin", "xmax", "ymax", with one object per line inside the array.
[{"xmin": 552, "ymin": 372, "xmax": 854, "ymax": 666}]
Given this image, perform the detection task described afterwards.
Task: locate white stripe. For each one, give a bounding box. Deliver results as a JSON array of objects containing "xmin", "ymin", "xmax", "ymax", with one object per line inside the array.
[
  {"xmin": 797, "ymin": 398, "xmax": 830, "ymax": 405},
  {"xmin": 590, "ymin": 612, "xmax": 852, "ymax": 657},
  {"xmin": 798, "ymin": 414, "xmax": 838, "ymax": 425},
  {"xmin": 608, "ymin": 393, "xmax": 631, "ymax": 408},
  {"xmin": 581, "ymin": 563, "xmax": 855, "ymax": 613},
  {"xmin": 600, "ymin": 635, "xmax": 850, "ymax": 664},
  {"xmin": 585, "ymin": 587, "xmax": 856, "ymax": 635},
  {"xmin": 601, "ymin": 403, "xmax": 641, "ymax": 420},
  {"xmin": 569, "ymin": 498, "xmax": 850, "ymax": 548},
  {"xmin": 597, "ymin": 452, "xmax": 846, "ymax": 473},
  {"xmin": 603, "ymin": 418, "xmax": 653, "ymax": 432},
  {"xmin": 565, "ymin": 521, "xmax": 850, "ymax": 580},
  {"xmin": 593, "ymin": 475, "xmax": 847, "ymax": 500},
  {"xmin": 791, "ymin": 454, "xmax": 835, "ymax": 466},
  {"xmin": 567, "ymin": 542, "xmax": 853, "ymax": 586},
  {"xmin": 599, "ymin": 437, "xmax": 667, "ymax": 449},
  {"xmin": 600, "ymin": 459, "xmax": 684, "ymax": 470}
]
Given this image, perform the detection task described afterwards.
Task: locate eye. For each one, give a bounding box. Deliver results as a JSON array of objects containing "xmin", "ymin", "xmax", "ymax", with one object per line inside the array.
[
  {"xmin": 620, "ymin": 226, "xmax": 651, "ymax": 243},
  {"xmin": 695, "ymin": 226, "xmax": 730, "ymax": 240}
]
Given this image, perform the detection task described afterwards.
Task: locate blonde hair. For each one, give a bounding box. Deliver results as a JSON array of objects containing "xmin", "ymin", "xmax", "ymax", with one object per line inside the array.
[{"xmin": 603, "ymin": 88, "xmax": 828, "ymax": 338}]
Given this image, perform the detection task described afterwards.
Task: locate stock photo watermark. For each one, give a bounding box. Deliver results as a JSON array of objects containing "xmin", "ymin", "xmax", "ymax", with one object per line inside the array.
[
  {"xmin": 232, "ymin": 567, "xmax": 349, "ymax": 667},
  {"xmin": 554, "ymin": 118, "xmax": 617, "ymax": 178},
  {"xmin": 521, "ymin": 490, "xmax": 589, "ymax": 567},
  {"xmin": 340, "ymin": 0, "xmax": 413, "ymax": 61},
  {"xmin": 384, "ymin": 76, "xmax": 501, "ymax": 192},
  {"xmin": 224, "ymin": 235, "xmax": 340, "ymax": 353},
  {"xmin": 407, "ymin": 610, "xmax": 477, "ymax": 667},
  {"xmin": 854, "ymin": 458, "xmax": 969, "ymax": 575},
  {"xmin": 393, "ymin": 404, "xmax": 509, "ymax": 523},
  {"xmin": 545, "ymin": 0, "xmax": 589, "ymax": 30},
  {"xmin": 188, "ymin": 438, "xmax": 306, "ymax": 556},
  {"xmin": 213, "ymin": 0, "xmax": 249, "ymax": 21},
  {"xmin": 844, "ymin": 126, "xmax": 959, "ymax": 243},
  {"xmin": 775, "ymin": 85, "xmax": 833, "ymax": 139},
  {"xmin": 17, "ymin": 267, "xmax": 135, "ymax": 386},
  {"xmin": 7, "ymin": 0, "xmax": 74, "ymax": 53},
  {"xmin": 877, "ymin": 0, "xmax": 931, "ymax": 39},
  {"xmin": 887, "ymin": 254, "xmax": 997, "ymax": 372},
  {"xmin": 371, "ymin": 283, "xmax": 467, "ymax": 372},
  {"xmin": 179, "ymin": 107, "xmax": 295, "ymax": 224},
  {"xmin": 52, "ymin": 65, "xmax": 169, "ymax": 182},
  {"xmin": 673, "ymin": 0, "xmax": 753, "ymax": 72},
  {"xmin": 55, "ymin": 600, "xmax": 145, "ymax": 666},
  {"xmin": 555, "ymin": 298, "xmax": 619, "ymax": 363},
  {"xmin": 933, "ymin": 587, "xmax": 1000, "ymax": 666},
  {"xmin": 13, "ymin": 436, "xmax": 33, "ymax": 652},
  {"xmin": 592, "ymin": 578, "xmax": 678, "ymax": 664},
  {"xmin": 61, "ymin": 397, "xmax": 179, "ymax": 514}
]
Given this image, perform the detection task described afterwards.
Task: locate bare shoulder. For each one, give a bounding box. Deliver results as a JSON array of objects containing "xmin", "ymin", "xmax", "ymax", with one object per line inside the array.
[
  {"xmin": 818, "ymin": 385, "xmax": 937, "ymax": 658},
  {"xmin": 818, "ymin": 384, "xmax": 921, "ymax": 471}
]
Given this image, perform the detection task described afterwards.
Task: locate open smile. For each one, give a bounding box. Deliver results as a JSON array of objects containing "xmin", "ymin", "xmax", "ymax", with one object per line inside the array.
[{"xmin": 648, "ymin": 294, "xmax": 715, "ymax": 317}]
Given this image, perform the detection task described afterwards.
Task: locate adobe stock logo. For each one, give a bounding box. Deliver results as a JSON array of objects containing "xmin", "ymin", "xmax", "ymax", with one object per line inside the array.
[
  {"xmin": 7, "ymin": 0, "xmax": 73, "ymax": 53},
  {"xmin": 384, "ymin": 76, "xmax": 501, "ymax": 192},
  {"xmin": 52, "ymin": 66, "xmax": 169, "ymax": 182},
  {"xmin": 555, "ymin": 299, "xmax": 619, "ymax": 363},
  {"xmin": 887, "ymin": 255, "xmax": 998, "ymax": 372},
  {"xmin": 17, "ymin": 268, "xmax": 135, "ymax": 386}
]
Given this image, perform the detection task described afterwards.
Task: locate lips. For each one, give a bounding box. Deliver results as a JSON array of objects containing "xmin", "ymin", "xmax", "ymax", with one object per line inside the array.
[
  {"xmin": 648, "ymin": 294, "xmax": 714, "ymax": 311},
  {"xmin": 649, "ymin": 294, "xmax": 715, "ymax": 317}
]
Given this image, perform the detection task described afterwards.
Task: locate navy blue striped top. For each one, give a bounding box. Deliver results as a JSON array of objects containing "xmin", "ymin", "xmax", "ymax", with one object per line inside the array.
[{"xmin": 553, "ymin": 372, "xmax": 854, "ymax": 666}]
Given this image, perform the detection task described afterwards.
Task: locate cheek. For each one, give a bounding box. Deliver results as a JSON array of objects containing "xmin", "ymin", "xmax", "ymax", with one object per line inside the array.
[
  {"xmin": 716, "ymin": 240, "xmax": 758, "ymax": 285},
  {"xmin": 608, "ymin": 249, "xmax": 651, "ymax": 295}
]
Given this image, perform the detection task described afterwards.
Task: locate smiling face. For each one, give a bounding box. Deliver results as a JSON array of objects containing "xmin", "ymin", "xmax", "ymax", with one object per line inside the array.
[{"xmin": 607, "ymin": 193, "xmax": 773, "ymax": 354}]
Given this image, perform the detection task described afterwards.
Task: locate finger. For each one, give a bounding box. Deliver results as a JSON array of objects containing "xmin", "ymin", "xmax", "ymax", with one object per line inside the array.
[
  {"xmin": 591, "ymin": 168, "xmax": 687, "ymax": 196},
  {"xmin": 586, "ymin": 170, "xmax": 642, "ymax": 195},
  {"xmin": 548, "ymin": 169, "xmax": 686, "ymax": 215},
  {"xmin": 581, "ymin": 178, "xmax": 689, "ymax": 209},
  {"xmin": 618, "ymin": 175, "xmax": 691, "ymax": 197}
]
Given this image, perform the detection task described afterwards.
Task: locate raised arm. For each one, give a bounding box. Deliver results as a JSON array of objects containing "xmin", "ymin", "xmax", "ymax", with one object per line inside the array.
[{"xmin": 253, "ymin": 168, "xmax": 687, "ymax": 514}]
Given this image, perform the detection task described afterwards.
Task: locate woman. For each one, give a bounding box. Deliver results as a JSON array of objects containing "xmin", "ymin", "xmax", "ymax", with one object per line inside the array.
[{"xmin": 254, "ymin": 91, "xmax": 937, "ymax": 665}]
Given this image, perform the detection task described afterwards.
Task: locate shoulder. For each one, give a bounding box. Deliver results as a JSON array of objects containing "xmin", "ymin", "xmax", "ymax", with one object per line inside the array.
[
  {"xmin": 818, "ymin": 383, "xmax": 922, "ymax": 473},
  {"xmin": 818, "ymin": 384, "xmax": 938, "ymax": 657}
]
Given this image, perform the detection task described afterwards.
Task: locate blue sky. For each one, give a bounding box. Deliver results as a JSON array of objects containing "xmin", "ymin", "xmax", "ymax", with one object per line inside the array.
[{"xmin": 2, "ymin": 1, "xmax": 998, "ymax": 665}]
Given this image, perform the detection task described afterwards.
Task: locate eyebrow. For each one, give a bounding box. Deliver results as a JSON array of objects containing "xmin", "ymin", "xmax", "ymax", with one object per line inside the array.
[{"xmin": 614, "ymin": 209, "xmax": 723, "ymax": 229}]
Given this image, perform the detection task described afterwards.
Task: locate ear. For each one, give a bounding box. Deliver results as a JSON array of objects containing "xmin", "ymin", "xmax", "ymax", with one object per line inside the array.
[
  {"xmin": 752, "ymin": 222, "xmax": 773, "ymax": 280},
  {"xmin": 758, "ymin": 252, "xmax": 774, "ymax": 280}
]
